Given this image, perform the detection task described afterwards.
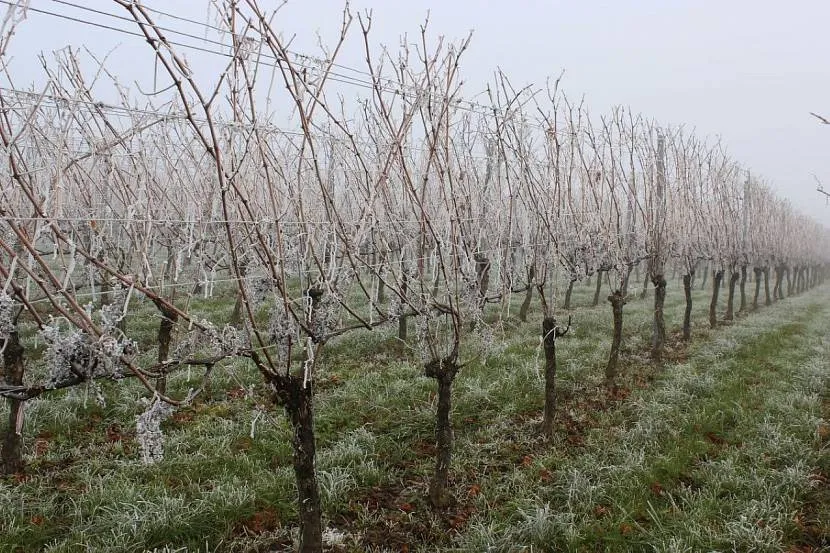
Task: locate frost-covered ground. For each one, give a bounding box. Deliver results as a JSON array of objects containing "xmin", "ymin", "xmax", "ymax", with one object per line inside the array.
[{"xmin": 1, "ymin": 280, "xmax": 828, "ymax": 552}]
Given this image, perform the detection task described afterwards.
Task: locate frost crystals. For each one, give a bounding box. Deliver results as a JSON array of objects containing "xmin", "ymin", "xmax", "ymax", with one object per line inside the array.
[
  {"xmin": 135, "ymin": 395, "xmax": 175, "ymax": 464},
  {"xmin": 0, "ymin": 291, "xmax": 14, "ymax": 341}
]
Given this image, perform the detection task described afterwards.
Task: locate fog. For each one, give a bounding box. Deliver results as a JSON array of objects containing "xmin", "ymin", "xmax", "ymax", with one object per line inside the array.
[{"xmin": 6, "ymin": 0, "xmax": 830, "ymax": 221}]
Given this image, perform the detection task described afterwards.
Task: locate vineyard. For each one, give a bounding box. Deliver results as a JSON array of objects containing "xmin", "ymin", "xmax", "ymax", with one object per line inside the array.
[{"xmin": 0, "ymin": 2, "xmax": 829, "ymax": 552}]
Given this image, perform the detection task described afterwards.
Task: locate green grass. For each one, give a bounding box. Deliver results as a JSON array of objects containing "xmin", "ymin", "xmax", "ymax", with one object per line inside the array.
[{"xmin": 1, "ymin": 276, "xmax": 829, "ymax": 552}]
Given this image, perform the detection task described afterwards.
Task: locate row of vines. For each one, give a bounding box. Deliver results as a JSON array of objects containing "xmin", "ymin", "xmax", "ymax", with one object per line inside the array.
[{"xmin": 0, "ymin": 2, "xmax": 828, "ymax": 551}]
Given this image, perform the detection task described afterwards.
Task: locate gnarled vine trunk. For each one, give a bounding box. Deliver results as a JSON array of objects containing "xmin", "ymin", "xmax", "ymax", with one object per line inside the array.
[
  {"xmin": 752, "ymin": 267, "xmax": 762, "ymax": 309},
  {"xmin": 709, "ymin": 270, "xmax": 724, "ymax": 329},
  {"xmin": 682, "ymin": 271, "xmax": 694, "ymax": 341},
  {"xmin": 738, "ymin": 265, "xmax": 747, "ymax": 313},
  {"xmin": 772, "ymin": 265, "xmax": 784, "ymax": 301},
  {"xmin": 1, "ymin": 330, "xmax": 25, "ymax": 475},
  {"xmin": 152, "ymin": 300, "xmax": 179, "ymax": 394},
  {"xmin": 724, "ymin": 270, "xmax": 739, "ymax": 321},
  {"xmin": 425, "ymin": 358, "xmax": 459, "ymax": 508},
  {"xmin": 276, "ymin": 378, "xmax": 323, "ymax": 553},
  {"xmin": 651, "ymin": 274, "xmax": 667, "ymax": 361},
  {"xmin": 541, "ymin": 317, "xmax": 557, "ymax": 438},
  {"xmin": 540, "ymin": 317, "xmax": 568, "ymax": 438},
  {"xmin": 605, "ymin": 290, "xmax": 626, "ymax": 380}
]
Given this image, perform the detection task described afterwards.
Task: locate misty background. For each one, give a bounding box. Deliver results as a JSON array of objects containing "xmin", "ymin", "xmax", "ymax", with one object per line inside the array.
[{"xmin": 5, "ymin": 0, "xmax": 830, "ymax": 222}]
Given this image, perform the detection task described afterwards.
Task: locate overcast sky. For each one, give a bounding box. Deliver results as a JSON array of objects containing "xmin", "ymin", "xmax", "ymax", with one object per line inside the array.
[{"xmin": 6, "ymin": 0, "xmax": 830, "ymax": 222}]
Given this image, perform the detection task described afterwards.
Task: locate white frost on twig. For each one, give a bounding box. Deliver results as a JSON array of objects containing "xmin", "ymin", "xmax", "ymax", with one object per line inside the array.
[
  {"xmin": 136, "ymin": 395, "xmax": 175, "ymax": 465},
  {"xmin": 0, "ymin": 291, "xmax": 14, "ymax": 341}
]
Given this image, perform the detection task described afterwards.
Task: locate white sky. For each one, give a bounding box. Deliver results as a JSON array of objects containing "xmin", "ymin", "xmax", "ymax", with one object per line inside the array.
[{"xmin": 5, "ymin": 0, "xmax": 830, "ymax": 222}]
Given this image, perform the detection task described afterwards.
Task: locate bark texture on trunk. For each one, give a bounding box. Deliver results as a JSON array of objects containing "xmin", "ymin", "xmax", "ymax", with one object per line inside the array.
[
  {"xmin": 763, "ymin": 266, "xmax": 772, "ymax": 306},
  {"xmin": 541, "ymin": 317, "xmax": 557, "ymax": 439},
  {"xmin": 153, "ymin": 302, "xmax": 179, "ymax": 395},
  {"xmin": 1, "ymin": 330, "xmax": 25, "ymax": 475},
  {"xmin": 709, "ymin": 270, "xmax": 724, "ymax": 329},
  {"xmin": 277, "ymin": 380, "xmax": 323, "ymax": 553},
  {"xmin": 682, "ymin": 272, "xmax": 693, "ymax": 341},
  {"xmin": 651, "ymin": 274, "xmax": 667, "ymax": 361},
  {"xmin": 424, "ymin": 358, "xmax": 459, "ymax": 508},
  {"xmin": 605, "ymin": 290, "xmax": 626, "ymax": 380},
  {"xmin": 772, "ymin": 265, "xmax": 784, "ymax": 301},
  {"xmin": 541, "ymin": 317, "xmax": 569, "ymax": 439},
  {"xmin": 739, "ymin": 265, "xmax": 747, "ymax": 313},
  {"xmin": 724, "ymin": 270, "xmax": 740, "ymax": 321}
]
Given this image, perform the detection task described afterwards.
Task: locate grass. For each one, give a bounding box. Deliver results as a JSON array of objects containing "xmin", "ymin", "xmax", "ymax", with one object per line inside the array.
[{"xmin": 1, "ymin": 276, "xmax": 829, "ymax": 552}]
